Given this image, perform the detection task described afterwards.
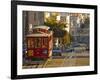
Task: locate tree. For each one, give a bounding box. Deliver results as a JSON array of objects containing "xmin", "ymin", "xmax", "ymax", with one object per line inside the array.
[
  {"xmin": 44, "ymin": 13, "xmax": 72, "ymax": 46},
  {"xmin": 62, "ymin": 31, "xmax": 72, "ymax": 46},
  {"xmin": 44, "ymin": 13, "xmax": 67, "ymax": 30}
]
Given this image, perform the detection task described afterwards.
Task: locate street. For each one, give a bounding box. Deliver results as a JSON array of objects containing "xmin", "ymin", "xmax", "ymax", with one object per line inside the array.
[{"xmin": 23, "ymin": 51, "xmax": 89, "ymax": 69}]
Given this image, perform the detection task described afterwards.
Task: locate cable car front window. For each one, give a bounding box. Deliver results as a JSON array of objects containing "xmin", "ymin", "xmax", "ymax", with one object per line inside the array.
[
  {"xmin": 34, "ymin": 38, "xmax": 42, "ymax": 48},
  {"xmin": 42, "ymin": 37, "xmax": 48, "ymax": 48}
]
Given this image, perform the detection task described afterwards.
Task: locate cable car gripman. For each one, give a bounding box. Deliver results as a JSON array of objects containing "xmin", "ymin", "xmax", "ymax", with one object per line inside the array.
[{"xmin": 26, "ymin": 26, "xmax": 53, "ymax": 59}]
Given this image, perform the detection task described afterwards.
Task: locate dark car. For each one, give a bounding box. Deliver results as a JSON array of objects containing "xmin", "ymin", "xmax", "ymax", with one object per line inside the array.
[{"xmin": 52, "ymin": 48, "xmax": 62, "ymax": 56}]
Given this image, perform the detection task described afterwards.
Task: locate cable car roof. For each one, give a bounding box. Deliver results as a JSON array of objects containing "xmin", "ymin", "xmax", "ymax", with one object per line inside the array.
[
  {"xmin": 26, "ymin": 33, "xmax": 51, "ymax": 37},
  {"xmin": 33, "ymin": 26, "xmax": 50, "ymax": 30}
]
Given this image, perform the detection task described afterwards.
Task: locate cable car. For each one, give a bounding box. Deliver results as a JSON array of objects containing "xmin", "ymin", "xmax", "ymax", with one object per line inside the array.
[{"xmin": 26, "ymin": 26, "xmax": 53, "ymax": 59}]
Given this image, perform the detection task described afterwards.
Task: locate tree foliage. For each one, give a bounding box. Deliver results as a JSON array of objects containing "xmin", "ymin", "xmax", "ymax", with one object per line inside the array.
[
  {"xmin": 44, "ymin": 14, "xmax": 67, "ymax": 30},
  {"xmin": 44, "ymin": 13, "xmax": 72, "ymax": 46},
  {"xmin": 62, "ymin": 31, "xmax": 72, "ymax": 46}
]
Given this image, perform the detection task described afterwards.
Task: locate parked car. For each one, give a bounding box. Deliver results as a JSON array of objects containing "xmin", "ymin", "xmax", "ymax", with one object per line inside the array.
[{"xmin": 52, "ymin": 48, "xmax": 62, "ymax": 56}]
